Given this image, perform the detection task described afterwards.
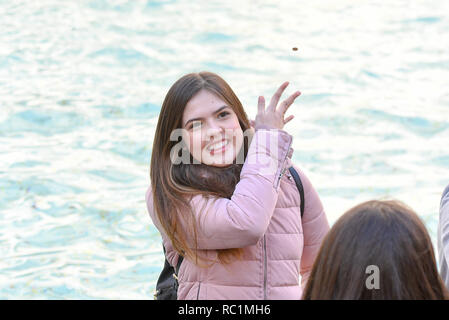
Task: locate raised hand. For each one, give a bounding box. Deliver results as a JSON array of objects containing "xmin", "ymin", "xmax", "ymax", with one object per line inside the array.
[{"xmin": 252, "ymin": 82, "xmax": 301, "ymax": 131}]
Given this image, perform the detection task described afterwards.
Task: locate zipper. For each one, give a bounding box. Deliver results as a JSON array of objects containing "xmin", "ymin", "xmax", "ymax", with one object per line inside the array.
[
  {"xmin": 196, "ymin": 282, "xmax": 201, "ymax": 300},
  {"xmin": 263, "ymin": 235, "xmax": 267, "ymax": 300},
  {"xmin": 274, "ymin": 139, "xmax": 293, "ymax": 190},
  {"xmin": 279, "ymin": 167, "xmax": 287, "ymax": 180}
]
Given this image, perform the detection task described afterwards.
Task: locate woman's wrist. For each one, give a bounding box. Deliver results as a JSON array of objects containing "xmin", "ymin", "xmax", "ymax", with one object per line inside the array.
[
  {"xmin": 255, "ymin": 125, "xmax": 283, "ymax": 131},
  {"xmin": 255, "ymin": 125, "xmax": 290, "ymax": 136}
]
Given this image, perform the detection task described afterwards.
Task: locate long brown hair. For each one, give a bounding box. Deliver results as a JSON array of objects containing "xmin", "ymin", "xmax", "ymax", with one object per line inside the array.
[
  {"xmin": 303, "ymin": 200, "xmax": 449, "ymax": 299},
  {"xmin": 150, "ymin": 71, "xmax": 253, "ymax": 265}
]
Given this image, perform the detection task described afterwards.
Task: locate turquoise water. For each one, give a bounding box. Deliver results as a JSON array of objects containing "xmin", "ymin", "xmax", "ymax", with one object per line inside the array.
[{"xmin": 1, "ymin": 0, "xmax": 448, "ymax": 299}]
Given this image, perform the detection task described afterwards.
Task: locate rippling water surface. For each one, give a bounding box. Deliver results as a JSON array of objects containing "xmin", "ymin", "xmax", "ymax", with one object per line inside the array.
[{"xmin": 1, "ymin": 0, "xmax": 448, "ymax": 299}]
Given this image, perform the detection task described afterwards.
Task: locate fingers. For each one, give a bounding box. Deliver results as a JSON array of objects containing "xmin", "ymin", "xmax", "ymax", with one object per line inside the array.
[
  {"xmin": 267, "ymin": 82, "xmax": 289, "ymax": 112},
  {"xmin": 284, "ymin": 115, "xmax": 294, "ymax": 124},
  {"xmin": 257, "ymin": 82, "xmax": 300, "ymax": 129},
  {"xmin": 278, "ymin": 91, "xmax": 301, "ymax": 116},
  {"xmin": 258, "ymin": 96, "xmax": 265, "ymax": 114}
]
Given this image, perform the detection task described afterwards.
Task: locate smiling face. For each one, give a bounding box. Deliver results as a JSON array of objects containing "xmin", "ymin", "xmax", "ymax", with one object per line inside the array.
[{"xmin": 181, "ymin": 89, "xmax": 244, "ymax": 167}]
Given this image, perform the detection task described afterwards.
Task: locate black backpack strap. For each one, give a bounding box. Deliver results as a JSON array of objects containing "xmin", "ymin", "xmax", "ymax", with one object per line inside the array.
[
  {"xmin": 162, "ymin": 244, "xmax": 183, "ymax": 276},
  {"xmin": 175, "ymin": 253, "xmax": 183, "ymax": 276},
  {"xmin": 288, "ymin": 166, "xmax": 305, "ymax": 218},
  {"xmin": 155, "ymin": 244, "xmax": 183, "ymax": 300}
]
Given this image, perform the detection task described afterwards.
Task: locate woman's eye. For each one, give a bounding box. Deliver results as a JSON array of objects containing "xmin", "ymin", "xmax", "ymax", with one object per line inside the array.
[
  {"xmin": 188, "ymin": 112, "xmax": 229, "ymax": 130},
  {"xmin": 190, "ymin": 121, "xmax": 201, "ymax": 129}
]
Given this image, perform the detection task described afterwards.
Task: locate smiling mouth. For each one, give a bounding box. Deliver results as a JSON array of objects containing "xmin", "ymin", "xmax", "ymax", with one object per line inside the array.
[{"xmin": 207, "ymin": 139, "xmax": 230, "ymax": 155}]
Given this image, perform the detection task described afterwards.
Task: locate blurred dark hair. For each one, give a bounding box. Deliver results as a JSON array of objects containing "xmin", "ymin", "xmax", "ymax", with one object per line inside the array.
[{"xmin": 303, "ymin": 200, "xmax": 449, "ymax": 300}]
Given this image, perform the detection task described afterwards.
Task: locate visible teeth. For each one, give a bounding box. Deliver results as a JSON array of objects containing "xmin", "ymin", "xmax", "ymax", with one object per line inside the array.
[{"xmin": 208, "ymin": 139, "xmax": 229, "ymax": 151}]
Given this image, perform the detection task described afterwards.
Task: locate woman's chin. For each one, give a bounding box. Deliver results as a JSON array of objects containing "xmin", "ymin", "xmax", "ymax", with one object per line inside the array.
[
  {"xmin": 203, "ymin": 157, "xmax": 235, "ymax": 167},
  {"xmin": 199, "ymin": 149, "xmax": 236, "ymax": 167},
  {"xmin": 209, "ymin": 162, "xmax": 234, "ymax": 168}
]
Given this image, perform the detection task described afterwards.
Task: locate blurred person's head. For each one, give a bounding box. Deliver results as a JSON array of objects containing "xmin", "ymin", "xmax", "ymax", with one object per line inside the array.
[{"xmin": 303, "ymin": 200, "xmax": 449, "ymax": 300}]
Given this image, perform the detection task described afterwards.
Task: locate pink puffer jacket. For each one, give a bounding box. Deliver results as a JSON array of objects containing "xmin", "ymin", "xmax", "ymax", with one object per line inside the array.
[{"xmin": 146, "ymin": 128, "xmax": 329, "ymax": 300}]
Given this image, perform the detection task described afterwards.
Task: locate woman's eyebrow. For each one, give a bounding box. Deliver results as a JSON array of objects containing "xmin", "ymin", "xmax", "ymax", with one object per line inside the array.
[{"xmin": 184, "ymin": 105, "xmax": 229, "ymax": 127}]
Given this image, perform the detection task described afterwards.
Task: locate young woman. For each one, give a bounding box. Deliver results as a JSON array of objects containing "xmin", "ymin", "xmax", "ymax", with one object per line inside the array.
[
  {"xmin": 146, "ymin": 71, "xmax": 329, "ymax": 300},
  {"xmin": 303, "ymin": 199, "xmax": 449, "ymax": 299}
]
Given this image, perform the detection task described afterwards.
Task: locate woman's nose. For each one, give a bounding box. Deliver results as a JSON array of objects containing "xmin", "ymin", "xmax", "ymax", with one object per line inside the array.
[{"xmin": 204, "ymin": 123, "xmax": 225, "ymax": 142}]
